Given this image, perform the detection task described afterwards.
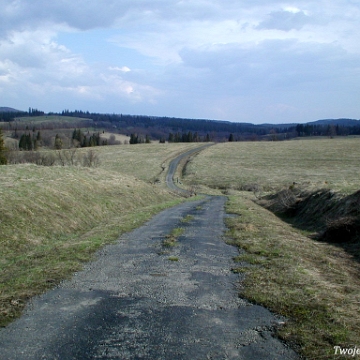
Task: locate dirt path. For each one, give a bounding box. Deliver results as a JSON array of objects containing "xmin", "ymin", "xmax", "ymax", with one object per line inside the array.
[
  {"xmin": 165, "ymin": 144, "xmax": 213, "ymax": 195},
  {"xmin": 0, "ymin": 149, "xmax": 299, "ymax": 359}
]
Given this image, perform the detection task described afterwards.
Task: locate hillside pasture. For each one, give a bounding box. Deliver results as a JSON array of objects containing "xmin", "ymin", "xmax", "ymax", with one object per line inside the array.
[
  {"xmin": 13, "ymin": 115, "xmax": 92, "ymax": 124},
  {"xmin": 184, "ymin": 138, "xmax": 360, "ymax": 194},
  {"xmin": 97, "ymin": 142, "xmax": 204, "ymax": 183},
  {"xmin": 100, "ymin": 132, "xmax": 130, "ymax": 144}
]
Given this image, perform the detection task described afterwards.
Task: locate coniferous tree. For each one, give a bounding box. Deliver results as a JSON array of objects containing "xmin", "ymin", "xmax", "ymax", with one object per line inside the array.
[
  {"xmin": 82, "ymin": 135, "xmax": 89, "ymax": 147},
  {"xmin": 72, "ymin": 128, "xmax": 78, "ymax": 140},
  {"xmin": 19, "ymin": 134, "xmax": 26, "ymax": 150},
  {"xmin": 19, "ymin": 133, "xmax": 33, "ymax": 150},
  {"xmin": 130, "ymin": 133, "xmax": 138, "ymax": 144},
  {"xmin": 0, "ymin": 128, "xmax": 7, "ymax": 165},
  {"xmin": 27, "ymin": 134, "xmax": 33, "ymax": 150}
]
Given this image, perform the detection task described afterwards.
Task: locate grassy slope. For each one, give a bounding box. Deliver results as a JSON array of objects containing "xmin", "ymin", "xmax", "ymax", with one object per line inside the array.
[
  {"xmin": 0, "ymin": 143, "xmax": 199, "ymax": 327},
  {"xmin": 183, "ymin": 138, "xmax": 360, "ymax": 359},
  {"xmin": 97, "ymin": 142, "xmax": 202, "ymax": 182},
  {"xmin": 226, "ymin": 194, "xmax": 360, "ymax": 358}
]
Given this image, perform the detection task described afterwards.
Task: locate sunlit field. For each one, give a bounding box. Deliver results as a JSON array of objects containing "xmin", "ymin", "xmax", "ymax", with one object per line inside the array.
[{"xmin": 185, "ymin": 138, "xmax": 360, "ymax": 194}]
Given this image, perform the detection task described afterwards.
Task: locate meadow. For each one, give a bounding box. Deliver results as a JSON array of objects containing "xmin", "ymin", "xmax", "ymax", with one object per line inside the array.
[
  {"xmin": 11, "ymin": 115, "xmax": 92, "ymax": 124},
  {"xmin": 185, "ymin": 138, "xmax": 360, "ymax": 194},
  {"xmin": 183, "ymin": 138, "xmax": 360, "ymax": 358}
]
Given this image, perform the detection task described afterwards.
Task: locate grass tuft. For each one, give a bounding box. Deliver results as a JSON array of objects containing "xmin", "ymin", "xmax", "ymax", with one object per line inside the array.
[
  {"xmin": 180, "ymin": 214, "xmax": 194, "ymax": 223},
  {"xmin": 162, "ymin": 227, "xmax": 185, "ymax": 247},
  {"xmin": 168, "ymin": 256, "xmax": 179, "ymax": 262}
]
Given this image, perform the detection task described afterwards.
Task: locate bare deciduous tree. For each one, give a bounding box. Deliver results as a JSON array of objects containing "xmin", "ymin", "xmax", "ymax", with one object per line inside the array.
[{"xmin": 82, "ymin": 150, "xmax": 100, "ymax": 167}]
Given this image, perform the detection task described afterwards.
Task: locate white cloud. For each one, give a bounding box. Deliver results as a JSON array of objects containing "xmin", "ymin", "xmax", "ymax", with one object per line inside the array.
[
  {"xmin": 0, "ymin": 0, "xmax": 359, "ymax": 122},
  {"xmin": 257, "ymin": 9, "xmax": 314, "ymax": 31},
  {"xmin": 179, "ymin": 39, "xmax": 360, "ymax": 93},
  {"xmin": 109, "ymin": 66, "xmax": 131, "ymax": 72}
]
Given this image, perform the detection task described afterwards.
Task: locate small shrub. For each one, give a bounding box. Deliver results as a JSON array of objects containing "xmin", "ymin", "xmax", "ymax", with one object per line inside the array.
[{"xmin": 82, "ymin": 150, "xmax": 100, "ymax": 167}]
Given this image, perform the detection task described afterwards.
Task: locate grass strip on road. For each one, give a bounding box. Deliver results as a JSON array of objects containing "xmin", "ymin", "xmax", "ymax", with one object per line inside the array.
[{"xmin": 225, "ymin": 192, "xmax": 360, "ymax": 359}]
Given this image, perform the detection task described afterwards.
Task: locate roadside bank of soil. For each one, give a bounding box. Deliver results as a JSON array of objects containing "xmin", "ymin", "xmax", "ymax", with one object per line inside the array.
[{"xmin": 259, "ymin": 187, "xmax": 360, "ymax": 257}]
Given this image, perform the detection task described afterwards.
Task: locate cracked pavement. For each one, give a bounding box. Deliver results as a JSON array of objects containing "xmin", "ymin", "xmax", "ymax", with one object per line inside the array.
[{"xmin": 0, "ymin": 195, "xmax": 298, "ymax": 359}]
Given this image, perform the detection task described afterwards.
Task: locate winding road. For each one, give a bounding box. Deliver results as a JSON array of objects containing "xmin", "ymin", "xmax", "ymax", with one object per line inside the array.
[{"xmin": 0, "ymin": 146, "xmax": 299, "ymax": 359}]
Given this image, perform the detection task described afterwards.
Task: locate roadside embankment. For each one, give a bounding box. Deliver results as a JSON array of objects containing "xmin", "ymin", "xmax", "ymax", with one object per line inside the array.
[
  {"xmin": 260, "ymin": 187, "xmax": 360, "ymax": 246},
  {"xmin": 225, "ymin": 192, "xmax": 360, "ymax": 359},
  {"xmin": 0, "ymin": 162, "xmax": 179, "ymax": 327}
]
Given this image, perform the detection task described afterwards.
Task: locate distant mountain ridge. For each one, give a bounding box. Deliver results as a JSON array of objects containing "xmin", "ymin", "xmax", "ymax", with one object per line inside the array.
[
  {"xmin": 0, "ymin": 106, "xmax": 359, "ymax": 127},
  {"xmin": 0, "ymin": 107, "xmax": 23, "ymax": 113},
  {"xmin": 307, "ymin": 118, "xmax": 360, "ymax": 126},
  {"xmin": 260, "ymin": 118, "xmax": 360, "ymax": 128}
]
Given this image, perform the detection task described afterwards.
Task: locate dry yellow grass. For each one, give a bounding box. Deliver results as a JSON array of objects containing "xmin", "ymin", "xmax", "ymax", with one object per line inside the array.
[
  {"xmin": 181, "ymin": 138, "xmax": 360, "ymax": 358},
  {"xmin": 100, "ymin": 132, "xmax": 130, "ymax": 143},
  {"xmin": 97, "ymin": 142, "xmax": 203, "ymax": 182},
  {"xmin": 185, "ymin": 138, "xmax": 360, "ymax": 194},
  {"xmin": 0, "ymin": 143, "xmax": 199, "ymax": 326},
  {"xmin": 226, "ymin": 193, "xmax": 360, "ymax": 358}
]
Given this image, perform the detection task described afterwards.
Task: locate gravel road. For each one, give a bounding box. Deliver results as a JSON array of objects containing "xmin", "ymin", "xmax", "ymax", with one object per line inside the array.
[{"xmin": 0, "ymin": 148, "xmax": 299, "ymax": 359}]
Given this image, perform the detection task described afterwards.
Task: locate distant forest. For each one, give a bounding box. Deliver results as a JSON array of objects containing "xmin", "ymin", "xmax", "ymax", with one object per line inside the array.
[{"xmin": 1, "ymin": 108, "xmax": 360, "ymax": 142}]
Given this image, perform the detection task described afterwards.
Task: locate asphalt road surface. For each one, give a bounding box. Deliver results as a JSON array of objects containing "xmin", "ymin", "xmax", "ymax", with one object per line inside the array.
[{"xmin": 0, "ymin": 149, "xmax": 299, "ymax": 359}]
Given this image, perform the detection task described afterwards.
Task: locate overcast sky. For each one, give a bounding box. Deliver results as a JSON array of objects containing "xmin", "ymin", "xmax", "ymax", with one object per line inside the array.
[{"xmin": 1, "ymin": 0, "xmax": 359, "ymax": 123}]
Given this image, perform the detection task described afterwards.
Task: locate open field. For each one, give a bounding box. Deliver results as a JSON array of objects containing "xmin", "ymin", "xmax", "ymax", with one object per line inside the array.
[
  {"xmin": 183, "ymin": 138, "xmax": 360, "ymax": 358},
  {"xmin": 100, "ymin": 131, "xmax": 130, "ymax": 144},
  {"xmin": 97, "ymin": 142, "xmax": 204, "ymax": 182},
  {"xmin": 13, "ymin": 115, "xmax": 92, "ymax": 124},
  {"xmin": 184, "ymin": 138, "xmax": 360, "ymax": 194},
  {"xmin": 0, "ymin": 143, "xmax": 200, "ymax": 327}
]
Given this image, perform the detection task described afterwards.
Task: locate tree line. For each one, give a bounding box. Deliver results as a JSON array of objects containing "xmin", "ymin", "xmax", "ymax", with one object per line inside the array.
[
  {"xmin": 2, "ymin": 107, "xmax": 360, "ymax": 142},
  {"xmin": 12, "ymin": 128, "xmax": 109, "ymax": 152}
]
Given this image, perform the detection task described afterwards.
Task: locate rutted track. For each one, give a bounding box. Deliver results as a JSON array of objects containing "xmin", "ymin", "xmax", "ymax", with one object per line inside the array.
[
  {"xmin": 0, "ymin": 147, "xmax": 299, "ymax": 359},
  {"xmin": 165, "ymin": 143, "xmax": 213, "ymax": 195}
]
